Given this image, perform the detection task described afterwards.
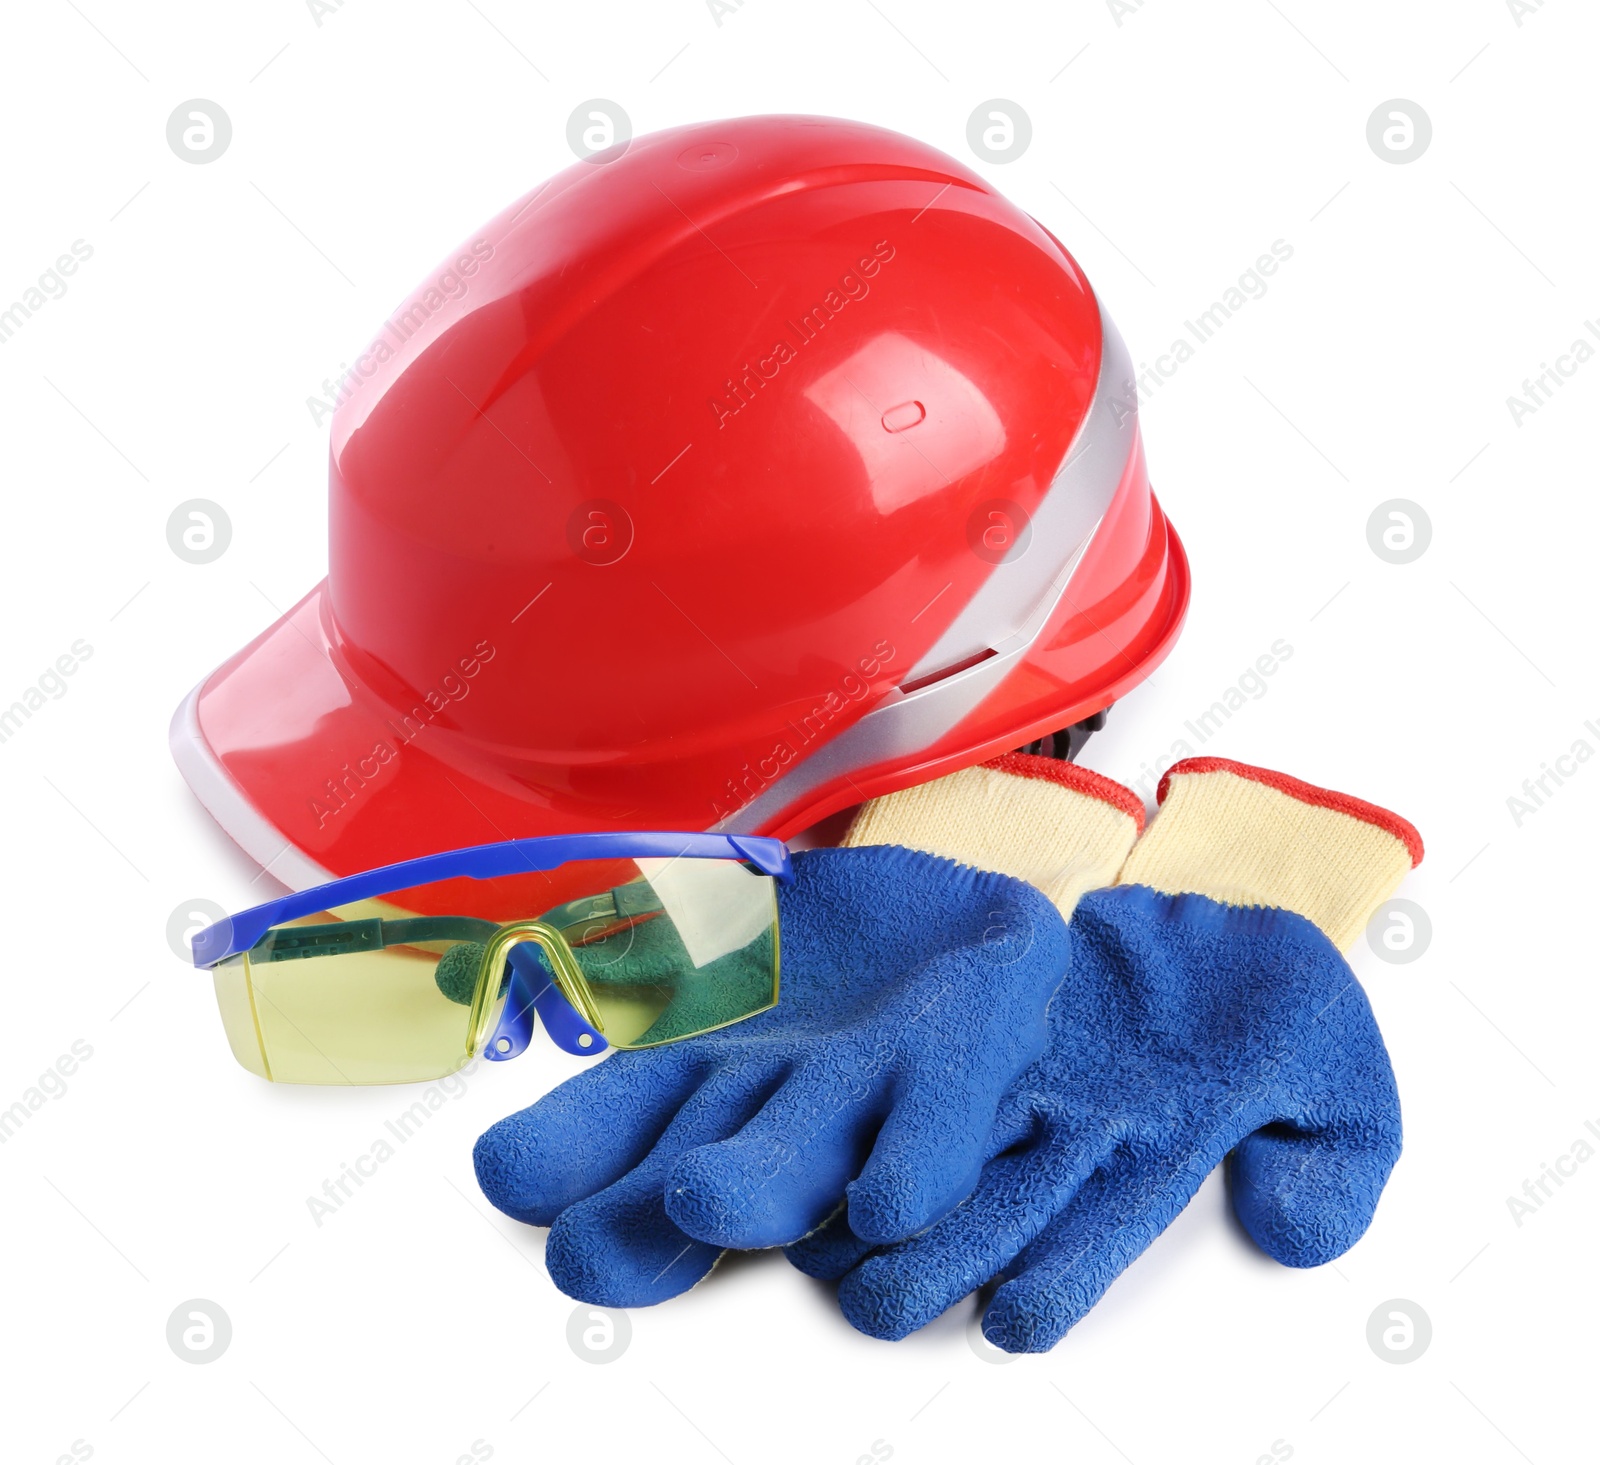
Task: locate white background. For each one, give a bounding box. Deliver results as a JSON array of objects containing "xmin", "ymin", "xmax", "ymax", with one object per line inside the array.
[{"xmin": 2, "ymin": 1, "xmax": 1596, "ymax": 1461}]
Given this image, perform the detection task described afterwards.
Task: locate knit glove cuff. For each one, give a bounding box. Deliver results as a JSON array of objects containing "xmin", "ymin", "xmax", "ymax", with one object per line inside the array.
[
  {"xmin": 1115, "ymin": 757, "xmax": 1424, "ymax": 951},
  {"xmin": 844, "ymin": 753, "xmax": 1144, "ymax": 917}
]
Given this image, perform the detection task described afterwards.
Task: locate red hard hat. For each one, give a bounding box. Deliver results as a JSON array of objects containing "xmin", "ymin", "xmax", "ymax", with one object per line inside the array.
[{"xmin": 172, "ymin": 114, "xmax": 1188, "ymax": 888}]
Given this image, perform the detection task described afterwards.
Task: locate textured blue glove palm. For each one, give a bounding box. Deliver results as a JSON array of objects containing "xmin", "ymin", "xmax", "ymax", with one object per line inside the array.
[
  {"xmin": 474, "ymin": 844, "xmax": 1073, "ymax": 1306},
  {"xmin": 787, "ymin": 884, "xmax": 1403, "ymax": 1349},
  {"xmin": 787, "ymin": 757, "xmax": 1422, "ymax": 1352}
]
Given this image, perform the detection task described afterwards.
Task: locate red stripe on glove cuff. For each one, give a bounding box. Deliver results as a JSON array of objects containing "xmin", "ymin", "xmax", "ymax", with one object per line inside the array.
[
  {"xmin": 1155, "ymin": 757, "xmax": 1424, "ymax": 866},
  {"xmin": 982, "ymin": 752, "xmax": 1147, "ymax": 833}
]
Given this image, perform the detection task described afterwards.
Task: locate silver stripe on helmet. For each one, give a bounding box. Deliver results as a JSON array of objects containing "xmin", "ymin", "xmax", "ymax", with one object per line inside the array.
[{"xmin": 719, "ymin": 296, "xmax": 1139, "ymax": 835}]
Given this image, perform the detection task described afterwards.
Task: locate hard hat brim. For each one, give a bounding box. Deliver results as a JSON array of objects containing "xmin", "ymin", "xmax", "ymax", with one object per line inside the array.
[{"xmin": 169, "ymin": 580, "xmax": 615, "ymax": 889}]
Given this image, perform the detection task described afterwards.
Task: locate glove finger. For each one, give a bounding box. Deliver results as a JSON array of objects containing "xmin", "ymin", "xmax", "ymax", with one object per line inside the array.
[
  {"xmin": 785, "ymin": 1085, "xmax": 1041, "ymax": 1277},
  {"xmin": 844, "ymin": 1075, "xmax": 1024, "ymax": 1246},
  {"xmin": 474, "ymin": 1049, "xmax": 703, "ymax": 1225},
  {"xmin": 784, "ymin": 1208, "xmax": 876, "ymax": 1281},
  {"xmin": 546, "ymin": 1171, "xmax": 722, "ymax": 1308},
  {"xmin": 980, "ymin": 1144, "xmax": 1214, "ymax": 1353},
  {"xmin": 835, "ymin": 1124, "xmax": 1112, "ymax": 1341},
  {"xmin": 545, "ymin": 1062, "xmax": 786, "ymax": 1306},
  {"xmin": 1229, "ymin": 1108, "xmax": 1402, "ymax": 1268},
  {"xmin": 664, "ymin": 1063, "xmax": 883, "ymax": 1249}
]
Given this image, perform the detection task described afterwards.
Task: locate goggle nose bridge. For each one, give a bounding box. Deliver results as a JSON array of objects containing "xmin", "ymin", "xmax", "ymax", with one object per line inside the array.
[{"xmin": 472, "ymin": 922, "xmax": 609, "ymax": 1062}]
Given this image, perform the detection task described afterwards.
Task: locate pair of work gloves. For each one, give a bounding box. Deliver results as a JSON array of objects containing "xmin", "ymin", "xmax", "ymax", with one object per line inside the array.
[{"xmin": 474, "ymin": 753, "xmax": 1422, "ymax": 1352}]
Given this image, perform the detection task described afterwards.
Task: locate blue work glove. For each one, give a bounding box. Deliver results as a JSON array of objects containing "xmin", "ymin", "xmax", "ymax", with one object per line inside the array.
[
  {"xmin": 788, "ymin": 758, "xmax": 1423, "ymax": 1352},
  {"xmin": 475, "ymin": 757, "xmax": 1144, "ymax": 1306}
]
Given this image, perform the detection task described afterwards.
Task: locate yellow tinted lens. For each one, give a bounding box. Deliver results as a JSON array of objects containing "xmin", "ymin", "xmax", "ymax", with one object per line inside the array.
[
  {"xmin": 215, "ymin": 891, "xmax": 516, "ymax": 1085},
  {"xmin": 234, "ymin": 942, "xmax": 482, "ymax": 1085},
  {"xmin": 565, "ymin": 858, "xmax": 779, "ymax": 1048}
]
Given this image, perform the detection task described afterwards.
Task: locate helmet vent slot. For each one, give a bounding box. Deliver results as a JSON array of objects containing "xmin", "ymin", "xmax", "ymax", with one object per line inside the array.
[{"xmin": 897, "ymin": 647, "xmax": 997, "ymax": 696}]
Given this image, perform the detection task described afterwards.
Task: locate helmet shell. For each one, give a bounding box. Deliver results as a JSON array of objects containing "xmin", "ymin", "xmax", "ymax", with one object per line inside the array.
[{"xmin": 174, "ymin": 115, "xmax": 1187, "ymax": 885}]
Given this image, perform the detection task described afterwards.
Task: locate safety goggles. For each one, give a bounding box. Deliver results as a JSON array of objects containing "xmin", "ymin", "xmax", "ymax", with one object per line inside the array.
[{"xmin": 191, "ymin": 832, "xmax": 791, "ymax": 1085}]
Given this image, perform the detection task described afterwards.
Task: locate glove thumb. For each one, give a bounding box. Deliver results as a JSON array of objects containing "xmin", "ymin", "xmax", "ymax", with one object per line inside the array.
[{"xmin": 1229, "ymin": 1106, "xmax": 1401, "ymax": 1268}]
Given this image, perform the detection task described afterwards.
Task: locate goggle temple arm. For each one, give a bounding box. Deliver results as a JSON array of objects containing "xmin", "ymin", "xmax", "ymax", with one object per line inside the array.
[{"xmin": 485, "ymin": 942, "xmax": 608, "ymax": 1062}]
